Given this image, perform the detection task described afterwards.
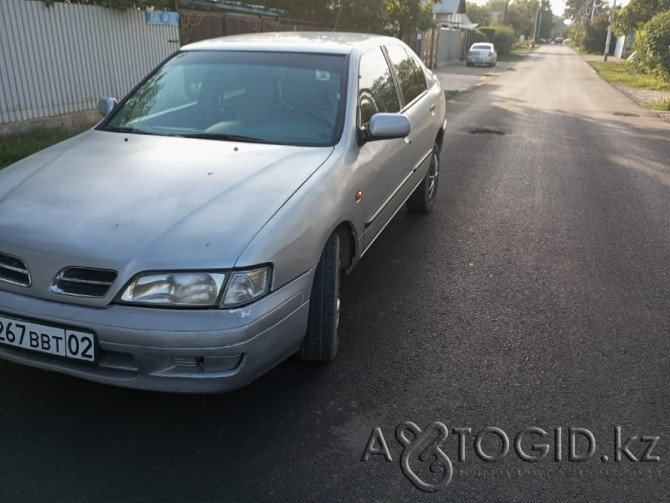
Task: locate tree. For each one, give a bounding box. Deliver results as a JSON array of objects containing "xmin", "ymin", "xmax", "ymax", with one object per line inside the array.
[
  {"xmin": 504, "ymin": 0, "xmax": 553, "ymax": 40},
  {"xmin": 565, "ymin": 0, "xmax": 607, "ymax": 25},
  {"xmin": 466, "ymin": 2, "xmax": 493, "ymax": 26},
  {"xmin": 383, "ymin": 0, "xmax": 437, "ymax": 39},
  {"xmin": 614, "ymin": 0, "xmax": 670, "ymax": 34},
  {"xmin": 570, "ymin": 10, "xmax": 609, "ymax": 52},
  {"xmin": 265, "ymin": 0, "xmax": 436, "ymax": 35},
  {"xmin": 538, "ymin": 0, "xmax": 555, "ymax": 39},
  {"xmin": 331, "ymin": 0, "xmax": 388, "ymax": 32}
]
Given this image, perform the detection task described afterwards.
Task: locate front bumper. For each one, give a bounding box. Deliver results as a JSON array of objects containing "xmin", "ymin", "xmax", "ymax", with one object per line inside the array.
[{"xmin": 0, "ymin": 269, "xmax": 314, "ymax": 393}]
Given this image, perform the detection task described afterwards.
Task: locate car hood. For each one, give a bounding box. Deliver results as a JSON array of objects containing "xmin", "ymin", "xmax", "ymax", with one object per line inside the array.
[{"xmin": 0, "ymin": 130, "xmax": 333, "ymax": 280}]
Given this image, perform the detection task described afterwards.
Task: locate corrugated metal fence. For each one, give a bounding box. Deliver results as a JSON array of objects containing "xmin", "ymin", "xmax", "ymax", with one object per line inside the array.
[
  {"xmin": 436, "ymin": 27, "xmax": 463, "ymax": 66},
  {"xmin": 0, "ymin": 0, "xmax": 179, "ymax": 125}
]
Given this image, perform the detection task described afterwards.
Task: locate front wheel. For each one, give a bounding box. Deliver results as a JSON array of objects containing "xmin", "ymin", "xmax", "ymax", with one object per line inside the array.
[
  {"xmin": 406, "ymin": 142, "xmax": 441, "ymax": 213},
  {"xmin": 296, "ymin": 233, "xmax": 340, "ymax": 361}
]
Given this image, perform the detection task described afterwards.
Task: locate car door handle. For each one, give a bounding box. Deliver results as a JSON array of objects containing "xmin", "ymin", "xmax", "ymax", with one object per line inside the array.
[{"xmin": 430, "ymin": 104, "xmax": 436, "ymax": 116}]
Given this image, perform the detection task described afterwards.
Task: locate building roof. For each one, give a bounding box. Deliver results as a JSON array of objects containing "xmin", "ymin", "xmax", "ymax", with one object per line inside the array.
[{"xmin": 432, "ymin": 0, "xmax": 467, "ymax": 15}]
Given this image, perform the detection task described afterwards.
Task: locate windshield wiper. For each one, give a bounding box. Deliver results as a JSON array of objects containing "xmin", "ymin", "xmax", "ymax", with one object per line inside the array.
[
  {"xmin": 100, "ymin": 126, "xmax": 154, "ymax": 136},
  {"xmin": 181, "ymin": 133, "xmax": 283, "ymax": 144}
]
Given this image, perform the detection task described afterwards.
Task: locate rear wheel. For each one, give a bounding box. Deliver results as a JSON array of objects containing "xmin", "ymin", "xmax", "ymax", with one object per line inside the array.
[
  {"xmin": 406, "ymin": 141, "xmax": 441, "ymax": 213},
  {"xmin": 296, "ymin": 233, "xmax": 340, "ymax": 361}
]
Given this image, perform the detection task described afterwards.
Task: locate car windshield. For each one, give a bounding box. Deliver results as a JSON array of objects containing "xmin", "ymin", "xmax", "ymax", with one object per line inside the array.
[
  {"xmin": 471, "ymin": 44, "xmax": 492, "ymax": 50},
  {"xmin": 100, "ymin": 50, "xmax": 347, "ymax": 147}
]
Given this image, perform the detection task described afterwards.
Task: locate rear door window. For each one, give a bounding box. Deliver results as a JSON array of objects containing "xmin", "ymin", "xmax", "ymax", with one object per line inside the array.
[{"xmin": 384, "ymin": 45, "xmax": 427, "ymax": 107}]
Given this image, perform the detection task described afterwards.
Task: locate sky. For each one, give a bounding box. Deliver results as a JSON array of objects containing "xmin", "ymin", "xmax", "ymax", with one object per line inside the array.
[{"xmin": 548, "ymin": 0, "xmax": 566, "ymax": 16}]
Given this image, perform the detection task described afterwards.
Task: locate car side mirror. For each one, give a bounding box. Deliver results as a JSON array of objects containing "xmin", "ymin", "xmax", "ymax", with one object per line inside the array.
[
  {"xmin": 97, "ymin": 97, "xmax": 118, "ymax": 117},
  {"xmin": 358, "ymin": 113, "xmax": 411, "ymax": 145}
]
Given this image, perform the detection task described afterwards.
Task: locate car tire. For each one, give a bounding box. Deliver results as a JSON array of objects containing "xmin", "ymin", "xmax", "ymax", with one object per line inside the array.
[
  {"xmin": 406, "ymin": 142, "xmax": 440, "ymax": 213},
  {"xmin": 296, "ymin": 233, "xmax": 340, "ymax": 361}
]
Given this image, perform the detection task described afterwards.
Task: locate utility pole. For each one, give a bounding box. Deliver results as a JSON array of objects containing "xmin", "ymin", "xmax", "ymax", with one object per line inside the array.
[
  {"xmin": 603, "ymin": 0, "xmax": 617, "ymax": 61},
  {"xmin": 531, "ymin": 1, "xmax": 545, "ymax": 43}
]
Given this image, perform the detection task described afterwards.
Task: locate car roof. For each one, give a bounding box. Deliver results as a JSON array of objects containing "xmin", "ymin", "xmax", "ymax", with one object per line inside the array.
[{"xmin": 182, "ymin": 31, "xmax": 404, "ymax": 55}]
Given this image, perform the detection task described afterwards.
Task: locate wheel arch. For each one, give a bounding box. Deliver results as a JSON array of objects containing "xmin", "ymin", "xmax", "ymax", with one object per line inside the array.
[
  {"xmin": 435, "ymin": 124, "xmax": 445, "ymax": 151},
  {"xmin": 332, "ymin": 221, "xmax": 359, "ymax": 275}
]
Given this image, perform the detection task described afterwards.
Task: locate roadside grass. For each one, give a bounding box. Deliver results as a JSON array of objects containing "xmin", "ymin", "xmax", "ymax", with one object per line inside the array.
[
  {"xmin": 499, "ymin": 49, "xmax": 530, "ymax": 62},
  {"xmin": 0, "ymin": 127, "xmax": 88, "ymax": 170},
  {"xmin": 588, "ymin": 61, "xmax": 670, "ymax": 91},
  {"xmin": 498, "ymin": 43, "xmax": 535, "ymax": 63},
  {"xmin": 645, "ymin": 97, "xmax": 670, "ymax": 111}
]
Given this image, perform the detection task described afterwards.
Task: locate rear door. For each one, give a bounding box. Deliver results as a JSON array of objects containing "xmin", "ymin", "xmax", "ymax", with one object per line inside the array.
[{"xmin": 384, "ymin": 44, "xmax": 434, "ymax": 181}]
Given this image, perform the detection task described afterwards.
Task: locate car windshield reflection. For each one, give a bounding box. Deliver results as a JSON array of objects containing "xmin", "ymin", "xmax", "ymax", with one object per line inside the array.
[{"xmin": 100, "ymin": 51, "xmax": 347, "ymax": 147}]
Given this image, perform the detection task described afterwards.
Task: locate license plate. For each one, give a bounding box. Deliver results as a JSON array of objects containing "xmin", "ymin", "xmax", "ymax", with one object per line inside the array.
[{"xmin": 0, "ymin": 313, "xmax": 96, "ymax": 363}]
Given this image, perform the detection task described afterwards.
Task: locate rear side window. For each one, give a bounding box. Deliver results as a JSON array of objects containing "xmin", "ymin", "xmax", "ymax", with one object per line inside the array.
[
  {"xmin": 358, "ymin": 47, "xmax": 400, "ymax": 127},
  {"xmin": 384, "ymin": 45, "xmax": 426, "ymax": 106}
]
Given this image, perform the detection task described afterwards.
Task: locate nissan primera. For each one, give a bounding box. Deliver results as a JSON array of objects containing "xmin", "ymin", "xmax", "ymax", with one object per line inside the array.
[{"xmin": 0, "ymin": 32, "xmax": 446, "ymax": 392}]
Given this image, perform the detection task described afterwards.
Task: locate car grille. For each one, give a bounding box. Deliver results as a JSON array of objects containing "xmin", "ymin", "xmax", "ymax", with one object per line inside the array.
[
  {"xmin": 50, "ymin": 267, "xmax": 118, "ymax": 298},
  {"xmin": 0, "ymin": 252, "xmax": 31, "ymax": 287}
]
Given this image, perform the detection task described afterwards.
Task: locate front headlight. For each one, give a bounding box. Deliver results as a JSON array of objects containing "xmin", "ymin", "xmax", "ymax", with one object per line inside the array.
[
  {"xmin": 116, "ymin": 267, "xmax": 272, "ymax": 308},
  {"xmin": 118, "ymin": 272, "xmax": 227, "ymax": 307}
]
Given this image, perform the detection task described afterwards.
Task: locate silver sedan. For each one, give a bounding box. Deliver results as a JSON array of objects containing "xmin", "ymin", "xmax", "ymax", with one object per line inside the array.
[
  {"xmin": 466, "ymin": 42, "xmax": 498, "ymax": 67},
  {"xmin": 0, "ymin": 32, "xmax": 447, "ymax": 392}
]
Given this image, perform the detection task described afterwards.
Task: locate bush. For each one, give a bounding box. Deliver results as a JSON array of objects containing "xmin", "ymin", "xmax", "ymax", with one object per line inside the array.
[
  {"xmin": 478, "ymin": 25, "xmax": 515, "ymax": 56},
  {"xmin": 480, "ymin": 27, "xmax": 496, "ymax": 42},
  {"xmin": 469, "ymin": 29, "xmax": 490, "ymax": 45},
  {"xmin": 492, "ymin": 25, "xmax": 515, "ymax": 56},
  {"xmin": 624, "ymin": 51, "xmax": 643, "ymax": 74},
  {"xmin": 635, "ymin": 11, "xmax": 670, "ymax": 81}
]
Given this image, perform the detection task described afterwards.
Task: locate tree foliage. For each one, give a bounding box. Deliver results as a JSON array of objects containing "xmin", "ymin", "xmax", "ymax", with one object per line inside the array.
[
  {"xmin": 569, "ymin": 10, "xmax": 609, "ymax": 53},
  {"xmin": 384, "ymin": 0, "xmax": 437, "ymax": 38},
  {"xmin": 506, "ymin": 0, "xmax": 537, "ymax": 37},
  {"xmin": 494, "ymin": 0, "xmax": 554, "ymax": 40},
  {"xmin": 469, "ymin": 28, "xmax": 491, "ymax": 44},
  {"xmin": 614, "ymin": 0, "xmax": 670, "ymax": 34},
  {"xmin": 466, "ymin": 2, "xmax": 493, "ymax": 26},
  {"xmin": 264, "ymin": 0, "xmax": 437, "ymax": 35},
  {"xmin": 44, "ymin": 0, "xmax": 174, "ymax": 9},
  {"xmin": 43, "ymin": 0, "xmax": 437, "ymax": 37},
  {"xmin": 564, "ymin": 0, "xmax": 607, "ymax": 25}
]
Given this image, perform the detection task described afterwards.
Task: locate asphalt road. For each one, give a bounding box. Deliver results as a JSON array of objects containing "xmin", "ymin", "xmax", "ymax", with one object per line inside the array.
[{"xmin": 1, "ymin": 45, "xmax": 669, "ymax": 502}]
